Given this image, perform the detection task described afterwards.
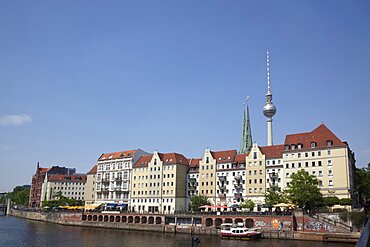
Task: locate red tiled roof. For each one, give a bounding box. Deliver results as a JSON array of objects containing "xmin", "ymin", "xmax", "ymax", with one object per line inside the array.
[
  {"xmin": 210, "ymin": 149, "xmax": 237, "ymax": 163},
  {"xmin": 98, "ymin": 149, "xmax": 138, "ymax": 161},
  {"xmin": 133, "ymin": 155, "xmax": 153, "ymax": 168},
  {"xmin": 161, "ymin": 153, "xmax": 189, "ymax": 165},
  {"xmin": 39, "ymin": 167, "xmax": 50, "ymax": 173},
  {"xmin": 87, "ymin": 165, "xmax": 97, "ymax": 174},
  {"xmin": 189, "ymin": 158, "xmax": 201, "ymax": 168},
  {"xmin": 284, "ymin": 124, "xmax": 346, "ymax": 149},
  {"xmin": 260, "ymin": 145, "xmax": 285, "ymax": 159},
  {"xmin": 234, "ymin": 153, "xmax": 247, "ymax": 163},
  {"xmin": 48, "ymin": 174, "xmax": 87, "ymax": 182}
]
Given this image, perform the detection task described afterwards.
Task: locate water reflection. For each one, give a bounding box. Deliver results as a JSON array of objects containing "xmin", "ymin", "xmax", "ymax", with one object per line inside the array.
[{"xmin": 0, "ymin": 216, "xmax": 355, "ymax": 247}]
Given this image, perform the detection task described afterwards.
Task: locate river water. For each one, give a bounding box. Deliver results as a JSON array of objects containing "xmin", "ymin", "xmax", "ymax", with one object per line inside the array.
[{"xmin": 0, "ymin": 216, "xmax": 355, "ymax": 247}]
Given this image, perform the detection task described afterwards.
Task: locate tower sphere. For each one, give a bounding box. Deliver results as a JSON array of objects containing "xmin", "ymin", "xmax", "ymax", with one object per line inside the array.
[{"xmin": 263, "ymin": 102, "xmax": 276, "ymax": 118}]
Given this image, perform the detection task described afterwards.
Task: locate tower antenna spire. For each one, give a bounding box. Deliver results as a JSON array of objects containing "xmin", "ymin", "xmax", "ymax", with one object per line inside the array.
[
  {"xmin": 267, "ymin": 50, "xmax": 271, "ymax": 94},
  {"xmin": 239, "ymin": 96, "xmax": 252, "ymax": 154}
]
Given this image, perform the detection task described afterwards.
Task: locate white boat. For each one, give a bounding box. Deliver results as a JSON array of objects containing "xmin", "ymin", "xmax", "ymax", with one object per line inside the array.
[{"xmin": 220, "ymin": 223, "xmax": 262, "ymax": 240}]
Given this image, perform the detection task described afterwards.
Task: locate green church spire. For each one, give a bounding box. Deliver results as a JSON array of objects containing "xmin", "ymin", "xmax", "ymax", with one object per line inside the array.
[{"xmin": 239, "ymin": 97, "xmax": 253, "ymax": 154}]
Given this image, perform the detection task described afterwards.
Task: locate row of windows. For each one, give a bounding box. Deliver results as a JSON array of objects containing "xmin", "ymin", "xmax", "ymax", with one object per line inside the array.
[
  {"xmin": 98, "ymin": 162, "xmax": 131, "ymax": 171},
  {"xmin": 133, "ymin": 182, "xmax": 174, "ymax": 188},
  {"xmin": 132, "ymin": 198, "xmax": 174, "ymax": 203},
  {"xmin": 285, "ymin": 150, "xmax": 332, "ymax": 159},
  {"xmin": 133, "ymin": 165, "xmax": 176, "ymax": 173},
  {"xmin": 133, "ymin": 190, "xmax": 174, "ymax": 196},
  {"xmin": 52, "ymin": 186, "xmax": 84, "ymax": 190},
  {"xmin": 286, "ymin": 169, "xmax": 333, "ymax": 178},
  {"xmin": 285, "ymin": 141, "xmax": 334, "ymax": 150},
  {"xmin": 134, "ymin": 173, "xmax": 175, "ymax": 180},
  {"xmin": 52, "ymin": 182, "xmax": 85, "ymax": 186},
  {"xmin": 285, "ymin": 160, "xmax": 332, "ymax": 169}
]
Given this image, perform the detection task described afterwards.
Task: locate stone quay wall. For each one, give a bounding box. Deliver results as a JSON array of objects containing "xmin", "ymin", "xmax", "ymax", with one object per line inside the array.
[{"xmin": 9, "ymin": 209, "xmax": 360, "ymax": 243}]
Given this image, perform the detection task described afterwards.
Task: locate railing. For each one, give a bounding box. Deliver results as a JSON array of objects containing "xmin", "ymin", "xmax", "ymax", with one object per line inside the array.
[
  {"xmin": 189, "ymin": 178, "xmax": 197, "ymax": 183},
  {"xmin": 234, "ymin": 184, "xmax": 242, "ymax": 189},
  {"xmin": 269, "ymin": 173, "xmax": 278, "ymax": 179},
  {"xmin": 234, "ymin": 193, "xmax": 242, "ymax": 198},
  {"xmin": 218, "ymin": 185, "xmax": 226, "ymax": 190},
  {"xmin": 234, "ymin": 175, "xmax": 242, "ymax": 181},
  {"xmin": 218, "ymin": 176, "xmax": 226, "ymax": 181},
  {"xmin": 356, "ymin": 218, "xmax": 370, "ymax": 247}
]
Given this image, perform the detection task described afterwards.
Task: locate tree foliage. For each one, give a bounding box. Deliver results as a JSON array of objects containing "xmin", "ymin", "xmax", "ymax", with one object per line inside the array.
[
  {"xmin": 285, "ymin": 169, "xmax": 323, "ymax": 211},
  {"xmin": 322, "ymin": 196, "xmax": 340, "ymax": 207},
  {"xmin": 339, "ymin": 198, "xmax": 352, "ymax": 205},
  {"xmin": 264, "ymin": 186, "xmax": 288, "ymax": 207},
  {"xmin": 356, "ymin": 163, "xmax": 370, "ymax": 207},
  {"xmin": 240, "ymin": 199, "xmax": 255, "ymax": 211},
  {"xmin": 42, "ymin": 195, "xmax": 84, "ymax": 208},
  {"xmin": 190, "ymin": 195, "xmax": 210, "ymax": 212},
  {"xmin": 1, "ymin": 186, "xmax": 30, "ymax": 206}
]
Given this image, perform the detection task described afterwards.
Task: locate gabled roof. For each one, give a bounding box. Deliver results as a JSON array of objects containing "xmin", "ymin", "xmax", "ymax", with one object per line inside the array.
[
  {"xmin": 48, "ymin": 174, "xmax": 87, "ymax": 182},
  {"xmin": 87, "ymin": 165, "xmax": 97, "ymax": 174},
  {"xmin": 98, "ymin": 149, "xmax": 138, "ymax": 161},
  {"xmin": 260, "ymin": 145, "xmax": 285, "ymax": 159},
  {"xmin": 160, "ymin": 153, "xmax": 189, "ymax": 165},
  {"xmin": 210, "ymin": 149, "xmax": 237, "ymax": 164},
  {"xmin": 133, "ymin": 155, "xmax": 153, "ymax": 168},
  {"xmin": 189, "ymin": 158, "xmax": 201, "ymax": 168},
  {"xmin": 234, "ymin": 153, "xmax": 247, "ymax": 164},
  {"xmin": 284, "ymin": 124, "xmax": 346, "ymax": 149}
]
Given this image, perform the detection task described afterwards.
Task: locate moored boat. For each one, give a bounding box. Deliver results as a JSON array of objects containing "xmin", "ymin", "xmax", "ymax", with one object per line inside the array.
[{"xmin": 220, "ymin": 223, "xmax": 262, "ymax": 240}]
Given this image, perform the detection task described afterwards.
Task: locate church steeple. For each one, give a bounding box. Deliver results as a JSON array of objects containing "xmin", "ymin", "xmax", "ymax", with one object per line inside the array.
[{"xmin": 239, "ymin": 97, "xmax": 253, "ymax": 154}]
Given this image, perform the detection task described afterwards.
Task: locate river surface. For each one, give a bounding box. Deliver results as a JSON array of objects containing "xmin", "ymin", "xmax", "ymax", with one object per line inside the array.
[{"xmin": 0, "ymin": 216, "xmax": 355, "ymax": 247}]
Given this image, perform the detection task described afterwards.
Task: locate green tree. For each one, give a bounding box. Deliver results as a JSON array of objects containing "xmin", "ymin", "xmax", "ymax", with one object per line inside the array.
[
  {"xmin": 190, "ymin": 195, "xmax": 210, "ymax": 212},
  {"xmin": 356, "ymin": 163, "xmax": 370, "ymax": 207},
  {"xmin": 322, "ymin": 196, "xmax": 340, "ymax": 207},
  {"xmin": 339, "ymin": 198, "xmax": 352, "ymax": 205},
  {"xmin": 285, "ymin": 169, "xmax": 323, "ymax": 211},
  {"xmin": 240, "ymin": 199, "xmax": 255, "ymax": 211},
  {"xmin": 2, "ymin": 186, "xmax": 30, "ymax": 206},
  {"xmin": 264, "ymin": 186, "xmax": 288, "ymax": 208}
]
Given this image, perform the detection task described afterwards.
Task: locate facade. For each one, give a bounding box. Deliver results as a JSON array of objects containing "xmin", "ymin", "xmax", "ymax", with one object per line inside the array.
[
  {"xmin": 281, "ymin": 124, "xmax": 356, "ymax": 199},
  {"xmin": 29, "ymin": 164, "xmax": 76, "ymax": 208},
  {"xmin": 85, "ymin": 165, "xmax": 97, "ymax": 207},
  {"xmin": 95, "ymin": 149, "xmax": 148, "ymax": 208},
  {"xmin": 41, "ymin": 174, "xmax": 87, "ymax": 203},
  {"xmin": 131, "ymin": 151, "xmax": 188, "ymax": 214}
]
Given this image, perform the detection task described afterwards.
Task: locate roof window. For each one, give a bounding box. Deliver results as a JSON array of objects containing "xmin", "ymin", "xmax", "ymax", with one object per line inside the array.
[
  {"xmin": 310, "ymin": 142, "xmax": 317, "ymax": 148},
  {"xmin": 326, "ymin": 140, "xmax": 333, "ymax": 147}
]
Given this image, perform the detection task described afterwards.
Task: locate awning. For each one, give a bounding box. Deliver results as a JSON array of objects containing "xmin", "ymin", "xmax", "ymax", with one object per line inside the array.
[
  {"xmin": 84, "ymin": 203, "xmax": 102, "ymax": 210},
  {"xmin": 106, "ymin": 203, "xmax": 118, "ymax": 207},
  {"xmin": 199, "ymin": 205, "xmax": 227, "ymax": 209},
  {"xmin": 118, "ymin": 204, "xmax": 128, "ymax": 207}
]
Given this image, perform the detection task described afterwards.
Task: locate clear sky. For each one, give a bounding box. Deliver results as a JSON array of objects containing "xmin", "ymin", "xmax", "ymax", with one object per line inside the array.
[{"xmin": 1, "ymin": 1, "xmax": 370, "ymax": 192}]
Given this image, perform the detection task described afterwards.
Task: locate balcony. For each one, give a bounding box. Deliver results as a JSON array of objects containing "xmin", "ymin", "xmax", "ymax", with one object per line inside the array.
[
  {"xmin": 101, "ymin": 187, "xmax": 110, "ymax": 192},
  {"xmin": 115, "ymin": 177, "xmax": 123, "ymax": 181},
  {"xmin": 189, "ymin": 185, "xmax": 196, "ymax": 190},
  {"xmin": 114, "ymin": 187, "xmax": 122, "ymax": 191},
  {"xmin": 234, "ymin": 175, "xmax": 242, "ymax": 181},
  {"xmin": 218, "ymin": 176, "xmax": 226, "ymax": 181},
  {"xmin": 218, "ymin": 184, "xmax": 226, "ymax": 190},
  {"xmin": 269, "ymin": 173, "xmax": 278, "ymax": 179},
  {"xmin": 234, "ymin": 183, "xmax": 242, "ymax": 189},
  {"xmin": 189, "ymin": 178, "xmax": 197, "ymax": 183},
  {"xmin": 218, "ymin": 194, "xmax": 226, "ymax": 199},
  {"xmin": 234, "ymin": 193, "xmax": 242, "ymax": 199},
  {"xmin": 102, "ymin": 177, "xmax": 110, "ymax": 182}
]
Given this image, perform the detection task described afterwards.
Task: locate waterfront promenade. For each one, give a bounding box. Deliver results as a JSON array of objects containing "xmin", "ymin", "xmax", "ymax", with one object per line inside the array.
[{"xmin": 8, "ymin": 209, "xmax": 360, "ymax": 243}]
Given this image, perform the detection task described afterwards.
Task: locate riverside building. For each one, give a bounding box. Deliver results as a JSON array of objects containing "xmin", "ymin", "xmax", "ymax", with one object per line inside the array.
[
  {"xmin": 95, "ymin": 149, "xmax": 148, "ymax": 209},
  {"xmin": 131, "ymin": 151, "xmax": 188, "ymax": 213}
]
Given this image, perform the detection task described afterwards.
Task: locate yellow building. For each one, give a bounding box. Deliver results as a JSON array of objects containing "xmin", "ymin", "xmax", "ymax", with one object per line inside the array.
[
  {"xmin": 131, "ymin": 151, "xmax": 188, "ymax": 214},
  {"xmin": 282, "ymin": 124, "xmax": 355, "ymax": 199}
]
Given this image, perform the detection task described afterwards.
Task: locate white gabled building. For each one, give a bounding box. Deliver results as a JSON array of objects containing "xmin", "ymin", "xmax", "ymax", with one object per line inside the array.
[{"xmin": 95, "ymin": 149, "xmax": 148, "ymax": 209}]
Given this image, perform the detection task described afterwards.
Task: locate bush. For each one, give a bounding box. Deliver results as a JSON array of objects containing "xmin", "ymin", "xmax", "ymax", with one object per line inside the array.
[
  {"xmin": 339, "ymin": 198, "xmax": 352, "ymax": 205},
  {"xmin": 339, "ymin": 211, "xmax": 348, "ymax": 222}
]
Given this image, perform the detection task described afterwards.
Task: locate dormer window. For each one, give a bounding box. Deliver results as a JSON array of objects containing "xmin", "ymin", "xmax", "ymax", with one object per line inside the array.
[
  {"xmin": 326, "ymin": 140, "xmax": 333, "ymax": 147},
  {"xmin": 297, "ymin": 144, "xmax": 303, "ymax": 149},
  {"xmin": 291, "ymin": 144, "xmax": 295, "ymax": 150},
  {"xmin": 310, "ymin": 142, "xmax": 317, "ymax": 148},
  {"xmin": 285, "ymin": 145, "xmax": 290, "ymax": 151}
]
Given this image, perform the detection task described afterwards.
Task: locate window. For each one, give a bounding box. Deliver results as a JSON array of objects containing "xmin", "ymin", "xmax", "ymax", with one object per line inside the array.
[
  {"xmin": 318, "ymin": 171, "xmax": 322, "ymax": 177},
  {"xmin": 297, "ymin": 144, "xmax": 302, "ymax": 149},
  {"xmin": 305, "ymin": 153, "xmax": 308, "ymax": 157},
  {"xmin": 291, "ymin": 163, "xmax": 295, "ymax": 168},
  {"xmin": 206, "ymin": 157, "xmax": 209, "ymax": 163},
  {"xmin": 328, "ymin": 180, "xmax": 333, "ymax": 186},
  {"xmin": 311, "ymin": 142, "xmax": 317, "ymax": 148},
  {"xmin": 318, "ymin": 151, "xmax": 321, "ymax": 157},
  {"xmin": 298, "ymin": 153, "xmax": 301, "ymax": 158},
  {"xmin": 286, "ymin": 164, "xmax": 289, "ymax": 169},
  {"xmin": 328, "ymin": 160, "xmax": 332, "ymax": 166},
  {"xmin": 312, "ymin": 152, "xmax": 315, "ymax": 157},
  {"xmin": 286, "ymin": 173, "xmax": 289, "ymax": 178},
  {"xmin": 298, "ymin": 163, "xmax": 302, "ymax": 168},
  {"xmin": 328, "ymin": 170, "xmax": 333, "ymax": 176},
  {"xmin": 312, "ymin": 161, "xmax": 316, "ymax": 167},
  {"xmin": 326, "ymin": 140, "xmax": 333, "ymax": 147},
  {"xmin": 305, "ymin": 162, "xmax": 309, "ymax": 167},
  {"xmin": 253, "ymin": 152, "xmax": 257, "ymax": 159},
  {"xmin": 327, "ymin": 150, "xmax": 331, "ymax": 155}
]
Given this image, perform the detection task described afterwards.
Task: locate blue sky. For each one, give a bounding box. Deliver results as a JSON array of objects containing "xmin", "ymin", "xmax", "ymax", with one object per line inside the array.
[{"xmin": 1, "ymin": 1, "xmax": 369, "ymax": 191}]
